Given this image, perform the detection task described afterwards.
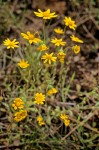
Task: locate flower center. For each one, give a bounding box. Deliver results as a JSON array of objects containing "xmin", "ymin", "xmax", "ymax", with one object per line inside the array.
[
  {"xmin": 43, "ymin": 12, "xmax": 49, "ymax": 17},
  {"xmin": 75, "ymin": 47, "xmax": 79, "ymax": 51},
  {"xmin": 17, "ymin": 115, "xmax": 21, "ymax": 119},
  {"xmin": 28, "ymin": 34, "xmax": 34, "ymax": 40},
  {"xmin": 9, "ymin": 42, "xmax": 14, "ymax": 46},
  {"xmin": 69, "ymin": 21, "xmax": 73, "ymax": 26},
  {"xmin": 47, "ymin": 55, "xmax": 52, "ymax": 60},
  {"xmin": 57, "ymin": 39, "xmax": 62, "ymax": 44},
  {"xmin": 21, "ymin": 112, "xmax": 26, "ymax": 117},
  {"xmin": 16, "ymin": 102, "xmax": 21, "ymax": 107}
]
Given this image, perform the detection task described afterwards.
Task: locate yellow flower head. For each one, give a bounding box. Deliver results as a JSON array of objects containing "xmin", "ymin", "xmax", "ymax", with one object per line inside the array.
[
  {"xmin": 72, "ymin": 45, "xmax": 80, "ymax": 54},
  {"xmin": 37, "ymin": 44, "xmax": 48, "ymax": 51},
  {"xmin": 14, "ymin": 110, "xmax": 27, "ymax": 122},
  {"xmin": 12, "ymin": 98, "xmax": 24, "ymax": 110},
  {"xmin": 60, "ymin": 114, "xmax": 70, "ymax": 126},
  {"xmin": 64, "ymin": 17, "xmax": 77, "ymax": 30},
  {"xmin": 18, "ymin": 60, "xmax": 29, "ymax": 69},
  {"xmin": 41, "ymin": 53, "xmax": 57, "ymax": 64},
  {"xmin": 34, "ymin": 9, "xmax": 57, "ymax": 20},
  {"xmin": 60, "ymin": 58, "xmax": 64, "ymax": 63},
  {"xmin": 60, "ymin": 114, "xmax": 68, "ymax": 120},
  {"xmin": 57, "ymin": 52, "xmax": 66, "ymax": 59},
  {"xmin": 37, "ymin": 116, "xmax": 45, "ymax": 126},
  {"xmin": 21, "ymin": 31, "xmax": 41, "ymax": 44},
  {"xmin": 34, "ymin": 93, "xmax": 45, "ymax": 105},
  {"xmin": 54, "ymin": 28, "xmax": 64, "ymax": 34},
  {"xmin": 57, "ymin": 52, "xmax": 66, "ymax": 63},
  {"xmin": 47, "ymin": 88, "xmax": 58, "ymax": 96},
  {"xmin": 70, "ymin": 35, "xmax": 83, "ymax": 43},
  {"xmin": 3, "ymin": 38, "xmax": 19, "ymax": 49},
  {"xmin": 51, "ymin": 38, "xmax": 66, "ymax": 46},
  {"xmin": 64, "ymin": 119, "xmax": 70, "ymax": 126}
]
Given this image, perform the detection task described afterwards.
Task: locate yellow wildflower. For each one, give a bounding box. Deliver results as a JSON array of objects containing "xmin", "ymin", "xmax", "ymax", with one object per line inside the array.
[
  {"xmin": 47, "ymin": 88, "xmax": 58, "ymax": 96},
  {"xmin": 59, "ymin": 58, "xmax": 64, "ymax": 63},
  {"xmin": 37, "ymin": 116, "xmax": 45, "ymax": 126},
  {"xmin": 21, "ymin": 31, "xmax": 41, "ymax": 44},
  {"xmin": 57, "ymin": 52, "xmax": 66, "ymax": 63},
  {"xmin": 37, "ymin": 44, "xmax": 48, "ymax": 51},
  {"xmin": 64, "ymin": 17, "xmax": 76, "ymax": 30},
  {"xmin": 34, "ymin": 9, "xmax": 57, "ymax": 20},
  {"xmin": 64, "ymin": 119, "xmax": 70, "ymax": 126},
  {"xmin": 34, "ymin": 93, "xmax": 45, "ymax": 105},
  {"xmin": 54, "ymin": 28, "xmax": 64, "ymax": 34},
  {"xmin": 60, "ymin": 114, "xmax": 68, "ymax": 120},
  {"xmin": 72, "ymin": 45, "xmax": 80, "ymax": 54},
  {"xmin": 60, "ymin": 114, "xmax": 70, "ymax": 126},
  {"xmin": 14, "ymin": 110, "xmax": 27, "ymax": 122},
  {"xmin": 3, "ymin": 38, "xmax": 19, "ymax": 49},
  {"xmin": 51, "ymin": 38, "xmax": 66, "ymax": 46},
  {"xmin": 18, "ymin": 60, "xmax": 29, "ymax": 69},
  {"xmin": 41, "ymin": 53, "xmax": 57, "ymax": 64},
  {"xmin": 12, "ymin": 98, "xmax": 24, "ymax": 110},
  {"xmin": 70, "ymin": 35, "xmax": 83, "ymax": 43}
]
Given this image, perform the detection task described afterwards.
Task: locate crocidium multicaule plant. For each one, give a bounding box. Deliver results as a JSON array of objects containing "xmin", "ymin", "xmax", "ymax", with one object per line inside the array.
[
  {"xmin": 54, "ymin": 28, "xmax": 64, "ymax": 34},
  {"xmin": 34, "ymin": 93, "xmax": 45, "ymax": 105},
  {"xmin": 18, "ymin": 60, "xmax": 30, "ymax": 69},
  {"xmin": 70, "ymin": 35, "xmax": 84, "ymax": 43},
  {"xmin": 14, "ymin": 110, "xmax": 27, "ymax": 122},
  {"xmin": 37, "ymin": 116, "xmax": 45, "ymax": 126},
  {"xmin": 72, "ymin": 45, "xmax": 80, "ymax": 54},
  {"xmin": 21, "ymin": 31, "xmax": 41, "ymax": 44},
  {"xmin": 3, "ymin": 8, "xmax": 85, "ymax": 126},
  {"xmin": 12, "ymin": 98, "xmax": 24, "ymax": 110},
  {"xmin": 34, "ymin": 9, "xmax": 57, "ymax": 20},
  {"xmin": 41, "ymin": 53, "xmax": 57, "ymax": 64},
  {"xmin": 60, "ymin": 114, "xmax": 70, "ymax": 127},
  {"xmin": 47, "ymin": 88, "xmax": 58, "ymax": 96},
  {"xmin": 3, "ymin": 38, "xmax": 19, "ymax": 49},
  {"xmin": 51, "ymin": 38, "xmax": 66, "ymax": 47},
  {"xmin": 64, "ymin": 17, "xmax": 77, "ymax": 30}
]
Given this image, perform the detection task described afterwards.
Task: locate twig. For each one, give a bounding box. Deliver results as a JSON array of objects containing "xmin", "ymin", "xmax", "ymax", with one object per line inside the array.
[
  {"xmin": 83, "ymin": 25, "xmax": 98, "ymax": 42},
  {"xmin": 47, "ymin": 99, "xmax": 75, "ymax": 107},
  {"xmin": 90, "ymin": 16, "xmax": 99, "ymax": 30}
]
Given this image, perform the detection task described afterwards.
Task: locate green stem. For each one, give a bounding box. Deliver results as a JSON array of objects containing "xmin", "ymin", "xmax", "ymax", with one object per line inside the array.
[
  {"xmin": 43, "ymin": 20, "xmax": 46, "ymax": 43},
  {"xmin": 62, "ymin": 26, "xmax": 66, "ymax": 39},
  {"xmin": 10, "ymin": 49, "xmax": 13, "ymax": 63},
  {"xmin": 46, "ymin": 19, "xmax": 52, "ymax": 31}
]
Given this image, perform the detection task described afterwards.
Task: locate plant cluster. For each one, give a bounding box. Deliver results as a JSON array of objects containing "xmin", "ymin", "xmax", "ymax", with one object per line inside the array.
[
  {"xmin": 3, "ymin": 8, "xmax": 84, "ymax": 126},
  {"xmin": 2, "ymin": 8, "xmax": 86, "ymax": 149}
]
